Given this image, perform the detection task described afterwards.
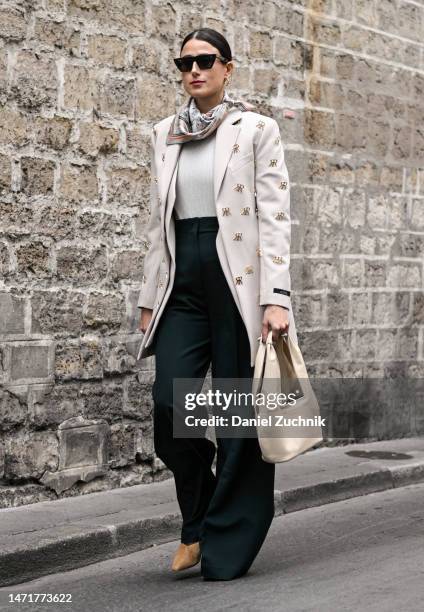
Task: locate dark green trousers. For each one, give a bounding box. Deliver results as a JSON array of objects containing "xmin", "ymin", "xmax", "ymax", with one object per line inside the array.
[{"xmin": 152, "ymin": 216, "xmax": 275, "ymax": 581}]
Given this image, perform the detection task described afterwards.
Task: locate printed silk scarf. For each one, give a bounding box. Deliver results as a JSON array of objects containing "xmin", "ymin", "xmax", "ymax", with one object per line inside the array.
[{"xmin": 166, "ymin": 90, "xmax": 256, "ymax": 145}]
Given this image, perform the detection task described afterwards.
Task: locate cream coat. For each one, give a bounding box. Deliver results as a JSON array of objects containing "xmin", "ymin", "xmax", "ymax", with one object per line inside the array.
[{"xmin": 136, "ymin": 108, "xmax": 298, "ymax": 367}]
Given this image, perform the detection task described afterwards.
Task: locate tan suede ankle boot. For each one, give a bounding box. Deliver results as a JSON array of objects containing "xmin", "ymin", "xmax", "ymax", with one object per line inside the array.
[{"xmin": 171, "ymin": 541, "xmax": 201, "ymax": 571}]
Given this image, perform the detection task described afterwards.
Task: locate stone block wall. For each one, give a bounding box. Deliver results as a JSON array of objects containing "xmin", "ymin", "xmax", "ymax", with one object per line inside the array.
[{"xmin": 0, "ymin": 0, "xmax": 423, "ymax": 506}]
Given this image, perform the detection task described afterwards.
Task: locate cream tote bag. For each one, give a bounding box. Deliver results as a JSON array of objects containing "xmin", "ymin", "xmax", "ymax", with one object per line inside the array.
[{"xmin": 252, "ymin": 330, "xmax": 323, "ymax": 463}]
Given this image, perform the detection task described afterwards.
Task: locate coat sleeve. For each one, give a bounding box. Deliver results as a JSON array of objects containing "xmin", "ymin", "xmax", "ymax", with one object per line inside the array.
[
  {"xmin": 255, "ymin": 118, "xmax": 292, "ymax": 311},
  {"xmin": 137, "ymin": 127, "xmax": 162, "ymax": 310}
]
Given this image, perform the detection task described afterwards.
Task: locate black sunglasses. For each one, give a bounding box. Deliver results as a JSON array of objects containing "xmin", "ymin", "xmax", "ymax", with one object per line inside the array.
[{"xmin": 173, "ymin": 53, "xmax": 230, "ymax": 73}]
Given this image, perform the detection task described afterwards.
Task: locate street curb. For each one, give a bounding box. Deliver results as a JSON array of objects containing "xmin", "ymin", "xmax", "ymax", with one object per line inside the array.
[
  {"xmin": 0, "ymin": 512, "xmax": 183, "ymax": 589},
  {"xmin": 1, "ymin": 462, "xmax": 424, "ymax": 588},
  {"xmin": 274, "ymin": 463, "xmax": 424, "ymax": 515}
]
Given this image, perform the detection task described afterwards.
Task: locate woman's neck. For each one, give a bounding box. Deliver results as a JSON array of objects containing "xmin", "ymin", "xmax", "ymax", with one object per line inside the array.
[{"xmin": 194, "ymin": 91, "xmax": 225, "ymax": 114}]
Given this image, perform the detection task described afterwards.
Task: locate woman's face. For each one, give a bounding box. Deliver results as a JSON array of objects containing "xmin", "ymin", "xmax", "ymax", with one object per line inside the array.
[{"xmin": 178, "ymin": 39, "xmax": 233, "ymax": 102}]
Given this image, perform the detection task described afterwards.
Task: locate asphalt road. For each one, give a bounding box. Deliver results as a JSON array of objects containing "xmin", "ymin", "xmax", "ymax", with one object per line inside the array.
[{"xmin": 1, "ymin": 482, "xmax": 424, "ymax": 612}]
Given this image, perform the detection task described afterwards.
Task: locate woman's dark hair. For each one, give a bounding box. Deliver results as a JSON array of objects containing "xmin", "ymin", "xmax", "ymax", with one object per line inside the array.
[{"xmin": 180, "ymin": 28, "xmax": 232, "ymax": 62}]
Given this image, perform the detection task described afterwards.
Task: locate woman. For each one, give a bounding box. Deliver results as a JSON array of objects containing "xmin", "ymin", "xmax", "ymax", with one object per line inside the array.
[{"xmin": 137, "ymin": 28, "xmax": 298, "ymax": 581}]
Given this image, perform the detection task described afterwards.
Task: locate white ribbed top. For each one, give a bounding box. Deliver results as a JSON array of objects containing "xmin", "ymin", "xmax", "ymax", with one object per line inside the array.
[{"xmin": 173, "ymin": 131, "xmax": 217, "ymax": 219}]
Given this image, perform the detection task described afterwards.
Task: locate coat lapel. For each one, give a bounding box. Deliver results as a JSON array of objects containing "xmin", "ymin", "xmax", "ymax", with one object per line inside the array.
[
  {"xmin": 158, "ymin": 107, "xmax": 244, "ymax": 220},
  {"xmin": 213, "ymin": 107, "xmax": 243, "ymax": 201}
]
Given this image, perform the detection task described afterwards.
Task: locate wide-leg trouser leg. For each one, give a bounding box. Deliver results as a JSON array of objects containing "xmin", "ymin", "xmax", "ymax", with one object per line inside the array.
[
  {"xmin": 151, "ymin": 216, "xmax": 275, "ymax": 579},
  {"xmin": 152, "ymin": 219, "xmax": 217, "ymax": 545},
  {"xmin": 196, "ymin": 219, "xmax": 275, "ymax": 581}
]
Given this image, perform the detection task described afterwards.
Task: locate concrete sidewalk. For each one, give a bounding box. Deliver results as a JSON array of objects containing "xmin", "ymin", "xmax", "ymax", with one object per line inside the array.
[{"xmin": 1, "ymin": 437, "xmax": 424, "ymax": 588}]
